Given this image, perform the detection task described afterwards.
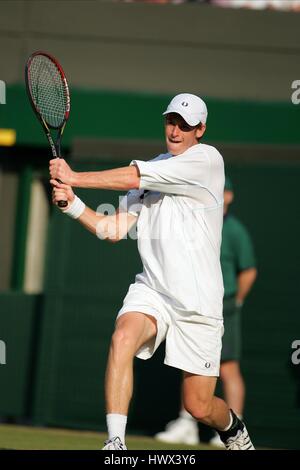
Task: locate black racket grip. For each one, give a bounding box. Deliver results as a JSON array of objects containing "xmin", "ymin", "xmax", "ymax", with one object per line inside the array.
[{"xmin": 56, "ymin": 179, "xmax": 68, "ymax": 208}]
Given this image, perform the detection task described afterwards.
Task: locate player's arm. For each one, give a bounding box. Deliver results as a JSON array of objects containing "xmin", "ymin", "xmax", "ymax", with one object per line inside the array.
[
  {"xmin": 235, "ymin": 268, "xmax": 257, "ymax": 306},
  {"xmin": 77, "ymin": 206, "xmax": 137, "ymax": 242},
  {"xmin": 49, "ymin": 159, "xmax": 140, "ymax": 190},
  {"xmin": 235, "ymin": 223, "xmax": 257, "ymax": 306},
  {"xmin": 51, "ymin": 180, "xmax": 137, "ymax": 242}
]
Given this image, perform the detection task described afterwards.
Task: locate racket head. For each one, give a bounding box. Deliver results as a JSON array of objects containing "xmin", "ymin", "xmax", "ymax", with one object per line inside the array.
[{"xmin": 25, "ymin": 51, "xmax": 70, "ymax": 130}]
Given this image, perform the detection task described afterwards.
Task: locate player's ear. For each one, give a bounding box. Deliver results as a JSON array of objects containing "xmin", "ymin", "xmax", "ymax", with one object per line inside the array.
[{"xmin": 196, "ymin": 124, "xmax": 206, "ymax": 139}]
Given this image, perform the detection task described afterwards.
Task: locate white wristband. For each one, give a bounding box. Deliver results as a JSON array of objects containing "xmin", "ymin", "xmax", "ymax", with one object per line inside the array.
[{"xmin": 62, "ymin": 195, "xmax": 85, "ymax": 219}]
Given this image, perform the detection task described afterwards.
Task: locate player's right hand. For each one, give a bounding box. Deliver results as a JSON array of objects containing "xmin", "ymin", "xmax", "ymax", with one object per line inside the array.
[
  {"xmin": 50, "ymin": 179, "xmax": 75, "ymax": 210},
  {"xmin": 49, "ymin": 158, "xmax": 76, "ymax": 186}
]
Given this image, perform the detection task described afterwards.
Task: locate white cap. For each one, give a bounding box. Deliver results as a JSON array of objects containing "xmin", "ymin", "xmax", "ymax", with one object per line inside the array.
[{"xmin": 162, "ymin": 93, "xmax": 208, "ymax": 126}]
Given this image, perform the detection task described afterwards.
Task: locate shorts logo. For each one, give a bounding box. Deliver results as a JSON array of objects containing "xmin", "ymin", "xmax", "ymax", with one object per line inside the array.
[
  {"xmin": 181, "ymin": 101, "xmax": 188, "ymax": 107},
  {"xmin": 205, "ymin": 362, "xmax": 211, "ymax": 368}
]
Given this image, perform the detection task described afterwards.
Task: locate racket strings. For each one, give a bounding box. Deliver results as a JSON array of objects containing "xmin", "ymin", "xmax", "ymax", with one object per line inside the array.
[{"xmin": 29, "ymin": 55, "xmax": 68, "ymax": 128}]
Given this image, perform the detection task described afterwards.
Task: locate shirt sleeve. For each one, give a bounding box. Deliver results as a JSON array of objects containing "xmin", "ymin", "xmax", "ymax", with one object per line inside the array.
[
  {"xmin": 118, "ymin": 189, "xmax": 144, "ymax": 216},
  {"xmin": 235, "ymin": 223, "xmax": 256, "ymax": 272},
  {"xmin": 130, "ymin": 149, "xmax": 210, "ymax": 199}
]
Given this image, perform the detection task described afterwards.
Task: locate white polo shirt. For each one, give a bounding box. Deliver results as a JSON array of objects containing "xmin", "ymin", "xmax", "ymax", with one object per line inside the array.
[{"xmin": 120, "ymin": 143, "xmax": 225, "ymax": 320}]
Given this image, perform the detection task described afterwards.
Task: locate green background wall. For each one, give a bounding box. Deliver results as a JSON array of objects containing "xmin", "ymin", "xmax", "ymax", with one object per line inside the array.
[
  {"xmin": 2, "ymin": 85, "xmax": 300, "ymax": 147},
  {"xmin": 0, "ymin": 293, "xmax": 40, "ymax": 418}
]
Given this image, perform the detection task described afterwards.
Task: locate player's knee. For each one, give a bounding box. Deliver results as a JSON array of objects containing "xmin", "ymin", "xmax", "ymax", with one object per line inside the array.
[
  {"xmin": 111, "ymin": 327, "xmax": 136, "ymax": 355},
  {"xmin": 184, "ymin": 398, "xmax": 213, "ymax": 422}
]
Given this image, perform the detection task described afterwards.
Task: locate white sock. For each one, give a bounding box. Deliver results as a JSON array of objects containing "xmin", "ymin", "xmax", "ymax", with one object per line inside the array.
[
  {"xmin": 222, "ymin": 411, "xmax": 233, "ymax": 431},
  {"xmin": 179, "ymin": 409, "xmax": 195, "ymax": 421},
  {"xmin": 106, "ymin": 413, "xmax": 127, "ymax": 444}
]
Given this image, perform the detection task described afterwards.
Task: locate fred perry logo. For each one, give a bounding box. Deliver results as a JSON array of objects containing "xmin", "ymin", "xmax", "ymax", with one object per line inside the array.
[
  {"xmin": 205, "ymin": 362, "xmax": 211, "ymax": 368},
  {"xmin": 181, "ymin": 101, "xmax": 188, "ymax": 107}
]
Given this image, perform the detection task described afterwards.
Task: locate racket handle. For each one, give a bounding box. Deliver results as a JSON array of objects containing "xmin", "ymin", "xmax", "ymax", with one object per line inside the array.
[{"xmin": 56, "ymin": 178, "xmax": 68, "ymax": 208}]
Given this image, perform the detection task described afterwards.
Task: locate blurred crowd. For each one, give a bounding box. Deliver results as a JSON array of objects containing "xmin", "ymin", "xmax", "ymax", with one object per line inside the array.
[{"xmin": 121, "ymin": 0, "xmax": 300, "ymax": 12}]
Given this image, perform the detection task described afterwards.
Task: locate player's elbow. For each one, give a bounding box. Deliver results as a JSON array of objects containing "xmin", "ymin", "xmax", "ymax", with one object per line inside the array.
[
  {"xmin": 95, "ymin": 232, "xmax": 121, "ymax": 243},
  {"xmin": 96, "ymin": 215, "xmax": 129, "ymax": 242},
  {"xmin": 96, "ymin": 218, "xmax": 120, "ymax": 242},
  {"xmin": 105, "ymin": 236, "xmax": 122, "ymax": 244},
  {"xmin": 105, "ymin": 229, "xmax": 129, "ymax": 242}
]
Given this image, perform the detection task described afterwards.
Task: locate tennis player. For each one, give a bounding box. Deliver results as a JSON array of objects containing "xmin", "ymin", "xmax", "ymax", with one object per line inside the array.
[{"xmin": 50, "ymin": 93, "xmax": 255, "ymax": 450}]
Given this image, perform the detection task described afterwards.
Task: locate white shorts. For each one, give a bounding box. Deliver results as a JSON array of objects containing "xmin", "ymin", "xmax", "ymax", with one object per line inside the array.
[{"xmin": 117, "ymin": 281, "xmax": 224, "ymax": 376}]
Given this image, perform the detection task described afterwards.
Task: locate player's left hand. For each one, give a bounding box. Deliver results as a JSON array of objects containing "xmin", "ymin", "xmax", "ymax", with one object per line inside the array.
[
  {"xmin": 49, "ymin": 158, "xmax": 76, "ymax": 186},
  {"xmin": 50, "ymin": 179, "xmax": 75, "ymax": 210}
]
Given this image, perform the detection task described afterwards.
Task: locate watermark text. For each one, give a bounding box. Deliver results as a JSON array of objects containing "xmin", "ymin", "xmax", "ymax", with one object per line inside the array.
[
  {"xmin": 291, "ymin": 80, "xmax": 300, "ymax": 104},
  {"xmin": 0, "ymin": 80, "xmax": 6, "ymax": 104},
  {"xmin": 95, "ymin": 195, "xmax": 205, "ymax": 246},
  {"xmin": 291, "ymin": 340, "xmax": 300, "ymax": 365},
  {"xmin": 0, "ymin": 340, "xmax": 6, "ymax": 365}
]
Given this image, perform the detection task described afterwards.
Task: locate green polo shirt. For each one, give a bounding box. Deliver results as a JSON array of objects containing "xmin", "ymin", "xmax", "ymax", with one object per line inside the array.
[{"xmin": 221, "ymin": 214, "xmax": 256, "ymax": 298}]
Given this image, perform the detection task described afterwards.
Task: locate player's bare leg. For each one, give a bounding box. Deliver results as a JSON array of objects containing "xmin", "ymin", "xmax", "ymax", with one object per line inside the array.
[
  {"xmin": 183, "ymin": 372, "xmax": 254, "ymax": 450},
  {"xmin": 183, "ymin": 372, "xmax": 230, "ymax": 429},
  {"xmin": 103, "ymin": 312, "xmax": 157, "ymax": 449},
  {"xmin": 220, "ymin": 360, "xmax": 245, "ymax": 417},
  {"xmin": 105, "ymin": 312, "xmax": 157, "ymax": 413}
]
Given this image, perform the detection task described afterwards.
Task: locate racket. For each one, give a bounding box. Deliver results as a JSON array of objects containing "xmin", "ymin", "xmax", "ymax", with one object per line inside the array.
[{"xmin": 25, "ymin": 51, "xmax": 70, "ymax": 207}]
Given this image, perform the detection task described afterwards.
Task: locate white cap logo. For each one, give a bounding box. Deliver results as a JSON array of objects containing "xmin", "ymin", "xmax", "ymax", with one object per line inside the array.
[{"xmin": 181, "ymin": 101, "xmax": 188, "ymax": 107}]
